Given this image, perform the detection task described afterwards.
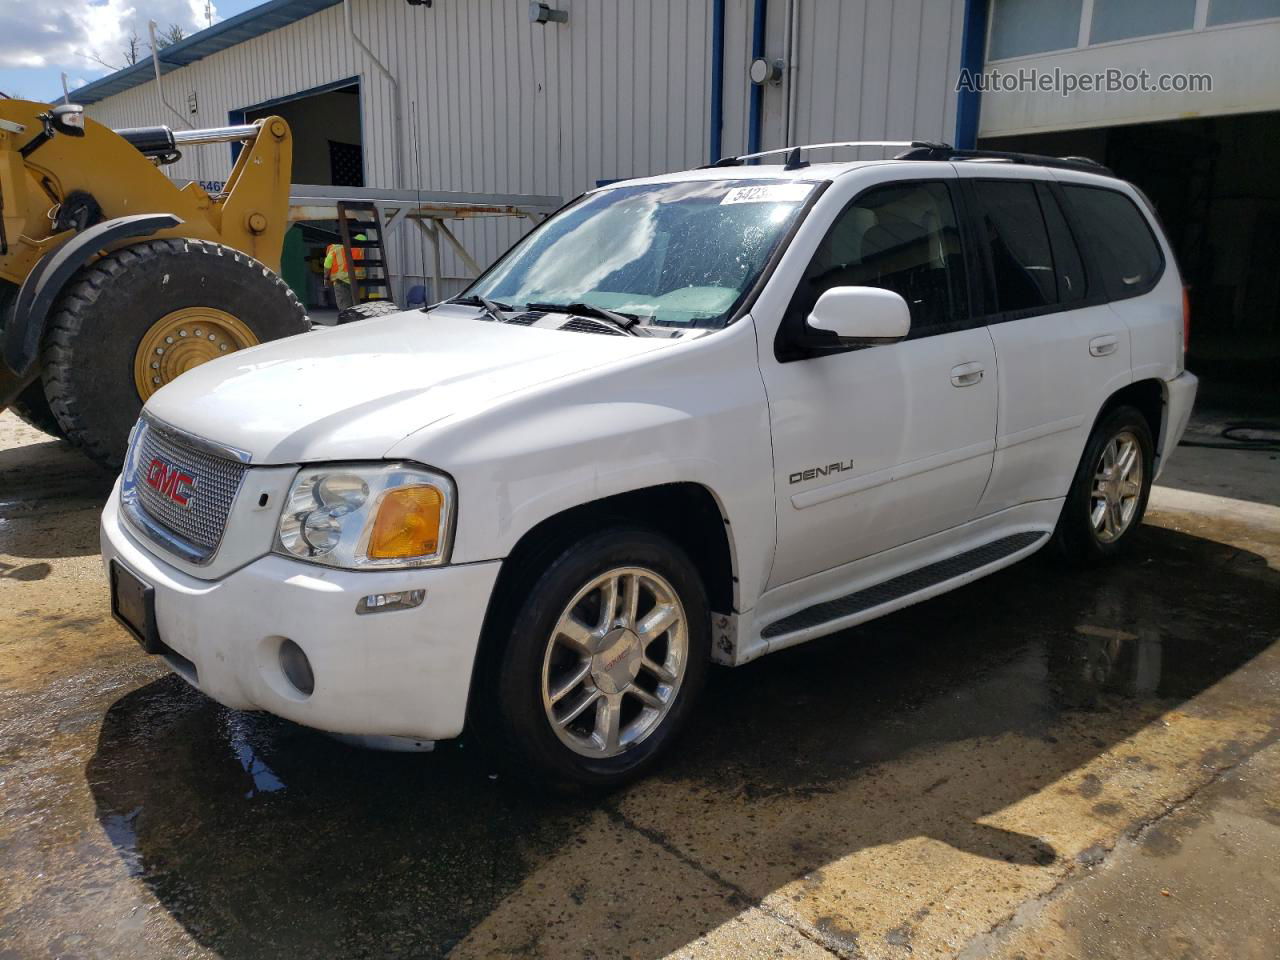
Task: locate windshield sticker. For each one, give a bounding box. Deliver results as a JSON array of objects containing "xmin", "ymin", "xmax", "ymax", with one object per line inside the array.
[{"xmin": 720, "ymin": 183, "xmax": 812, "ymax": 205}]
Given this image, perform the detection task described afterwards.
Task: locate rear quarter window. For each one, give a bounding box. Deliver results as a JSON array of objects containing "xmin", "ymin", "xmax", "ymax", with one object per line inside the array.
[{"xmin": 1061, "ymin": 185, "xmax": 1164, "ymax": 300}]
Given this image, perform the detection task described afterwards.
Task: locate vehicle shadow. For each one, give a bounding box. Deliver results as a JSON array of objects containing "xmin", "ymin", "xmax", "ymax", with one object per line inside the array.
[{"xmin": 85, "ymin": 524, "xmax": 1279, "ymax": 959}]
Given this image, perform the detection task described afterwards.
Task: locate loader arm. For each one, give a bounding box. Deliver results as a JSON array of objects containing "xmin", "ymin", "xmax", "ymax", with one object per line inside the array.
[
  {"xmin": 0, "ymin": 100, "xmax": 292, "ymax": 288},
  {"xmin": 0, "ymin": 101, "xmax": 302, "ymax": 460}
]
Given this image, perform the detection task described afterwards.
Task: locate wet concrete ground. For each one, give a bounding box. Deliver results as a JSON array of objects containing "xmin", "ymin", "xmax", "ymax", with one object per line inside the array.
[{"xmin": 1, "ymin": 410, "xmax": 1277, "ymax": 959}]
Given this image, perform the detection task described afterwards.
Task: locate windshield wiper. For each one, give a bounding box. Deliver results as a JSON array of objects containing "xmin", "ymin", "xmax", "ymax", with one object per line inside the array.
[
  {"xmin": 526, "ymin": 301, "xmax": 651, "ymax": 337},
  {"xmin": 438, "ymin": 294, "xmax": 512, "ymax": 323}
]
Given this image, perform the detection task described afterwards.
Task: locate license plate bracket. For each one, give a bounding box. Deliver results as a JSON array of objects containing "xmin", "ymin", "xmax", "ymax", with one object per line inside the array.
[{"xmin": 110, "ymin": 560, "xmax": 163, "ymax": 654}]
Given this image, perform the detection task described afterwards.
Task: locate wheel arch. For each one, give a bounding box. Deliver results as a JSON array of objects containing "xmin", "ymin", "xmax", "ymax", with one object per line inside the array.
[
  {"xmin": 467, "ymin": 482, "xmax": 739, "ymax": 721},
  {"xmin": 1096, "ymin": 378, "xmax": 1166, "ymax": 465}
]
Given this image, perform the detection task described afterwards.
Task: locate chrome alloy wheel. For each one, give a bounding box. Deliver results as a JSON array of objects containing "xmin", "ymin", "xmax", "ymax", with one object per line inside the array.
[
  {"xmin": 540, "ymin": 567, "xmax": 688, "ymax": 758},
  {"xmin": 1090, "ymin": 429, "xmax": 1144, "ymax": 543}
]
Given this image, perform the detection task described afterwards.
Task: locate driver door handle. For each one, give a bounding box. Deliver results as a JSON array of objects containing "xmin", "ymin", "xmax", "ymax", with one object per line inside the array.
[{"xmin": 950, "ymin": 361, "xmax": 985, "ymax": 387}]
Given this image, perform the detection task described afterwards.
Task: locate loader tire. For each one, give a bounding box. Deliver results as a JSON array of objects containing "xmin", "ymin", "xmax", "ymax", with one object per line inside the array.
[
  {"xmin": 9, "ymin": 382, "xmax": 67, "ymax": 440},
  {"xmin": 337, "ymin": 300, "xmax": 402, "ymax": 324},
  {"xmin": 42, "ymin": 238, "xmax": 309, "ymax": 470},
  {"xmin": 1, "ymin": 282, "xmax": 66, "ymax": 439}
]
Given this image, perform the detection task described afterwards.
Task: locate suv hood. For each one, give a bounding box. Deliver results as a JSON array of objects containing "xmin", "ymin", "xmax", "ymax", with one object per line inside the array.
[{"xmin": 143, "ymin": 310, "xmax": 672, "ymax": 463}]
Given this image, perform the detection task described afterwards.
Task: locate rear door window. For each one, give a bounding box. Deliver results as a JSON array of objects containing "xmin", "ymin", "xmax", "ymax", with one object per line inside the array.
[
  {"xmin": 972, "ymin": 180, "xmax": 1057, "ymax": 313},
  {"xmin": 1037, "ymin": 185, "xmax": 1087, "ymax": 305},
  {"xmin": 1060, "ymin": 185, "xmax": 1164, "ymax": 299}
]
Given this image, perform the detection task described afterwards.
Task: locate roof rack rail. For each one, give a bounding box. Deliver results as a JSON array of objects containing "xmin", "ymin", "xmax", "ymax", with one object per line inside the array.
[
  {"xmin": 703, "ymin": 140, "xmax": 1112, "ymax": 176},
  {"xmin": 894, "ymin": 143, "xmax": 1114, "ymax": 176},
  {"xmin": 703, "ymin": 140, "xmax": 949, "ymax": 170}
]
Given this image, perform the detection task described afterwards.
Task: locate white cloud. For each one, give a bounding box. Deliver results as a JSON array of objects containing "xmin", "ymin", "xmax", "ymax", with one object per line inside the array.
[{"xmin": 0, "ymin": 1, "xmax": 218, "ymax": 75}]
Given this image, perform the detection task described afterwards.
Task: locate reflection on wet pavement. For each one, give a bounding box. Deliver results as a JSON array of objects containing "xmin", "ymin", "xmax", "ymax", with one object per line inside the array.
[
  {"xmin": 30, "ymin": 524, "xmax": 1271, "ymax": 958},
  {"xmin": 1, "ymin": 410, "xmax": 1278, "ymax": 959}
]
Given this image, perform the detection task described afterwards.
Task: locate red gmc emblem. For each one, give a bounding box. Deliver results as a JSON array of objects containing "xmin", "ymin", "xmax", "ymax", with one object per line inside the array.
[{"xmin": 145, "ymin": 457, "xmax": 196, "ymax": 508}]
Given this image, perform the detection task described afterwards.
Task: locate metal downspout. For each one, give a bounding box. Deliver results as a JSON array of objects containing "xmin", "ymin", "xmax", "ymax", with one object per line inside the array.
[
  {"xmin": 747, "ymin": 0, "xmax": 767, "ymax": 157},
  {"xmin": 955, "ymin": 0, "xmax": 991, "ymax": 149},
  {"xmin": 148, "ymin": 21, "xmax": 203, "ymax": 180},
  {"xmin": 782, "ymin": 0, "xmax": 798, "ymax": 146},
  {"xmin": 709, "ymin": 0, "xmax": 726, "ymax": 163},
  {"xmin": 344, "ymin": 0, "xmax": 404, "ymax": 188}
]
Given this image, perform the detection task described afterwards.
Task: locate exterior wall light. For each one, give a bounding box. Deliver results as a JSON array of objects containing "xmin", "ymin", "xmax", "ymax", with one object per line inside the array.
[{"xmin": 750, "ymin": 57, "xmax": 786, "ymax": 86}]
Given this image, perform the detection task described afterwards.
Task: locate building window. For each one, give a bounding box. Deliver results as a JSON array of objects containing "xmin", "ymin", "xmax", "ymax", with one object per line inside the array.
[
  {"xmin": 328, "ymin": 141, "xmax": 363, "ymax": 187},
  {"xmin": 1208, "ymin": 0, "xmax": 1280, "ymax": 25},
  {"xmin": 1089, "ymin": 0, "xmax": 1196, "ymax": 44},
  {"xmin": 988, "ymin": 0, "xmax": 1083, "ymax": 60}
]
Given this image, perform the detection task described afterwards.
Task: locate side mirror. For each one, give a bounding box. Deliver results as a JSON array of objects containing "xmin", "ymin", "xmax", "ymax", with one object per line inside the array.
[
  {"xmin": 806, "ymin": 286, "xmax": 910, "ymax": 345},
  {"xmin": 50, "ymin": 104, "xmax": 86, "ymax": 138}
]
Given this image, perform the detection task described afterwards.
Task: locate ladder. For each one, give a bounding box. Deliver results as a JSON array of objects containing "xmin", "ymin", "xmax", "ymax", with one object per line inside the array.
[{"xmin": 336, "ymin": 200, "xmax": 389, "ymax": 302}]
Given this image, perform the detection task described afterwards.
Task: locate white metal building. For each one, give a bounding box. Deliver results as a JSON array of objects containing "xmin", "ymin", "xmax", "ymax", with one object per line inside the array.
[
  {"xmin": 69, "ymin": 0, "xmax": 1280, "ymax": 396},
  {"xmin": 72, "ymin": 0, "xmax": 971, "ymax": 303}
]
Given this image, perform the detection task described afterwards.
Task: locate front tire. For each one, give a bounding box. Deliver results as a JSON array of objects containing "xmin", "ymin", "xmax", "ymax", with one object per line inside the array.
[
  {"xmin": 41, "ymin": 238, "xmax": 309, "ymax": 469},
  {"xmin": 476, "ymin": 526, "xmax": 710, "ymax": 791},
  {"xmin": 1054, "ymin": 405, "xmax": 1154, "ymax": 564}
]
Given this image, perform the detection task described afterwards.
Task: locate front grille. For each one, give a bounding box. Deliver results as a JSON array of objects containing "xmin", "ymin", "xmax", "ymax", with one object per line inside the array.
[
  {"xmin": 560, "ymin": 317, "xmax": 625, "ymax": 336},
  {"xmin": 126, "ymin": 417, "xmax": 249, "ymax": 561}
]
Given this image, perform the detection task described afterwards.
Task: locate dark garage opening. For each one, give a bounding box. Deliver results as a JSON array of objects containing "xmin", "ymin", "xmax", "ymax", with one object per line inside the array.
[
  {"xmin": 241, "ymin": 81, "xmax": 363, "ymax": 187},
  {"xmin": 984, "ymin": 111, "xmax": 1280, "ymax": 415},
  {"xmin": 235, "ymin": 81, "xmax": 364, "ymax": 312}
]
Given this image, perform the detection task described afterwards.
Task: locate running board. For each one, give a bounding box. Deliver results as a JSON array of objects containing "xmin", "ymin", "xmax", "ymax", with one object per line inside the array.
[{"xmin": 760, "ymin": 531, "xmax": 1047, "ymax": 640}]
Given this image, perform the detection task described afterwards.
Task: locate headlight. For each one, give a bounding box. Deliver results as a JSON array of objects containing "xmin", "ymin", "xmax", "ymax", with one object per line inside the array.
[{"xmin": 274, "ymin": 463, "xmax": 455, "ymax": 569}]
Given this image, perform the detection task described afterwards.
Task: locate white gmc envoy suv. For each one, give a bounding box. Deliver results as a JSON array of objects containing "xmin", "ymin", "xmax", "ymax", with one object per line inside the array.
[{"xmin": 102, "ymin": 143, "xmax": 1197, "ymax": 788}]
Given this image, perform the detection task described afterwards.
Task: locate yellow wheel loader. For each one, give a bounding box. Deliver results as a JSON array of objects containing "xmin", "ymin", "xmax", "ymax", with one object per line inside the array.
[{"xmin": 0, "ymin": 99, "xmax": 308, "ymax": 468}]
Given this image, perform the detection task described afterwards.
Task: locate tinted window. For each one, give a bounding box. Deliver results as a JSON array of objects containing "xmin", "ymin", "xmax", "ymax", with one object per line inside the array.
[
  {"xmin": 1062, "ymin": 185, "xmax": 1164, "ymax": 299},
  {"xmin": 1209, "ymin": 0, "xmax": 1280, "ymax": 26},
  {"xmin": 1038, "ymin": 186, "xmax": 1087, "ymax": 304},
  {"xmin": 791, "ymin": 181, "xmax": 969, "ymax": 336},
  {"xmin": 988, "ymin": 0, "xmax": 1083, "ymax": 59},
  {"xmin": 1090, "ymin": 0, "xmax": 1195, "ymax": 43},
  {"xmin": 973, "ymin": 180, "xmax": 1056, "ymax": 312}
]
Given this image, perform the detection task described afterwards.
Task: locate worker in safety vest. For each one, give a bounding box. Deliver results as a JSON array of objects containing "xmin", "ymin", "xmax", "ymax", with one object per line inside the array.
[{"xmin": 323, "ymin": 234, "xmax": 365, "ymax": 311}]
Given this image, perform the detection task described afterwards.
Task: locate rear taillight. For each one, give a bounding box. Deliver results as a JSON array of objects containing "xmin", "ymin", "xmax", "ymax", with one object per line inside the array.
[{"xmin": 1182, "ymin": 287, "xmax": 1191, "ymax": 353}]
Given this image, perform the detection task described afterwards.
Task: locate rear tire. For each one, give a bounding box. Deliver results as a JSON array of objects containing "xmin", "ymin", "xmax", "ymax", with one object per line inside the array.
[
  {"xmin": 41, "ymin": 239, "xmax": 309, "ymax": 469},
  {"xmin": 9, "ymin": 382, "xmax": 66, "ymax": 440},
  {"xmin": 1054, "ymin": 405, "xmax": 1154, "ymax": 565},
  {"xmin": 1, "ymin": 282, "xmax": 65, "ymax": 439},
  {"xmin": 473, "ymin": 526, "xmax": 710, "ymax": 792}
]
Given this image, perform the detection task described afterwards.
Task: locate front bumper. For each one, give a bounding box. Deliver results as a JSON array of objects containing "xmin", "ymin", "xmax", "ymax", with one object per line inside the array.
[{"xmin": 100, "ymin": 486, "xmax": 501, "ymax": 741}]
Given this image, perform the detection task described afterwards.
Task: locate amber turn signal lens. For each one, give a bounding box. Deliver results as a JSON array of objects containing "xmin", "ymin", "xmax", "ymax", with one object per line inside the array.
[{"xmin": 367, "ymin": 485, "xmax": 443, "ymax": 559}]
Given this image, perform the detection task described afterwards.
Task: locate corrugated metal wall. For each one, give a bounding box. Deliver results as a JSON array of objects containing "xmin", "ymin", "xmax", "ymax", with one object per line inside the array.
[
  {"xmin": 85, "ymin": 0, "xmax": 965, "ymax": 299},
  {"xmin": 767, "ymin": 0, "xmax": 965, "ymax": 159}
]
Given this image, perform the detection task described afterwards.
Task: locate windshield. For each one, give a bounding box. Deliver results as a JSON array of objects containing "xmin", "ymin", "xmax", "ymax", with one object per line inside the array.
[{"xmin": 467, "ymin": 179, "xmax": 817, "ymax": 328}]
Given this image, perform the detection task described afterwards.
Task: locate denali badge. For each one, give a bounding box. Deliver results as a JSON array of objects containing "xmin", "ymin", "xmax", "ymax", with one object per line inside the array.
[
  {"xmin": 789, "ymin": 459, "xmax": 854, "ymax": 485},
  {"xmin": 145, "ymin": 457, "xmax": 196, "ymax": 507}
]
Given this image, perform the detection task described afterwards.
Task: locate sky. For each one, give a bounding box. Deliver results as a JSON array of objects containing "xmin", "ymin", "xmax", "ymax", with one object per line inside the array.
[{"xmin": 0, "ymin": 0, "xmax": 264, "ymax": 102}]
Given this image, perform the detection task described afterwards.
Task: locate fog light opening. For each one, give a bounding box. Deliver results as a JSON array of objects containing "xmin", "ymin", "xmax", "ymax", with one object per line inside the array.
[
  {"xmin": 278, "ymin": 638, "xmax": 315, "ymax": 697},
  {"xmin": 356, "ymin": 588, "xmax": 426, "ymax": 615}
]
